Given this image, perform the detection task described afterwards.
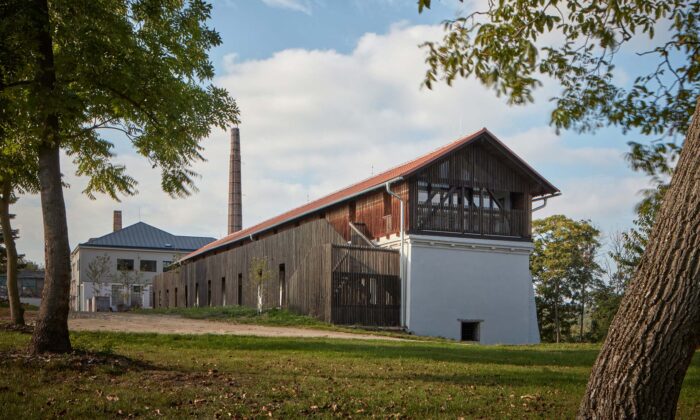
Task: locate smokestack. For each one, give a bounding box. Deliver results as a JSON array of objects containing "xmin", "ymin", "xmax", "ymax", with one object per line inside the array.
[
  {"xmin": 113, "ymin": 210, "xmax": 122, "ymax": 232},
  {"xmin": 228, "ymin": 127, "xmax": 243, "ymax": 234}
]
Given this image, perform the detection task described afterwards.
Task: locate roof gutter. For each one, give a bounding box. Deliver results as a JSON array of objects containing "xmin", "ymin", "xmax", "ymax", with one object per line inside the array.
[{"xmin": 532, "ymin": 192, "xmax": 562, "ymax": 212}]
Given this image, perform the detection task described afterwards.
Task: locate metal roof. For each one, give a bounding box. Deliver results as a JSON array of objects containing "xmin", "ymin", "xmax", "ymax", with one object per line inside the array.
[
  {"xmin": 80, "ymin": 222, "xmax": 216, "ymax": 252},
  {"xmin": 182, "ymin": 128, "xmax": 559, "ymax": 262}
]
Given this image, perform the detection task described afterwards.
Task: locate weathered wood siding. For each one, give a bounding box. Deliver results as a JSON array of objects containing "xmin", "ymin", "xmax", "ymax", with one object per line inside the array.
[
  {"xmin": 409, "ymin": 139, "xmax": 538, "ymax": 238},
  {"xmin": 153, "ymin": 219, "xmax": 345, "ymax": 317},
  {"xmin": 331, "ymin": 245, "xmax": 400, "ymax": 326}
]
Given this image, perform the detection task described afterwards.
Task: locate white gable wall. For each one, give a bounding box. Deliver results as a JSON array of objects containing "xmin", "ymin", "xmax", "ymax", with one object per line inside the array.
[{"xmin": 379, "ymin": 234, "xmax": 540, "ymax": 344}]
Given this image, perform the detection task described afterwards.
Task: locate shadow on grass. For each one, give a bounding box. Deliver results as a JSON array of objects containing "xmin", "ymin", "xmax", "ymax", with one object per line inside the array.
[
  {"xmin": 72, "ymin": 331, "xmax": 602, "ymax": 368},
  {"xmin": 0, "ymin": 347, "xmax": 161, "ymax": 376}
]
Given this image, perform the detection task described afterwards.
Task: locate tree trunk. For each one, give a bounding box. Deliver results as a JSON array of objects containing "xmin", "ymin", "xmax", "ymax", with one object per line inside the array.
[
  {"xmin": 579, "ymin": 286, "xmax": 585, "ymax": 342},
  {"xmin": 0, "ymin": 182, "xmax": 24, "ymax": 326},
  {"xmin": 29, "ymin": 0, "xmax": 72, "ymax": 354},
  {"xmin": 554, "ymin": 281, "xmax": 561, "ymax": 343},
  {"xmin": 578, "ymin": 98, "xmax": 700, "ymax": 418}
]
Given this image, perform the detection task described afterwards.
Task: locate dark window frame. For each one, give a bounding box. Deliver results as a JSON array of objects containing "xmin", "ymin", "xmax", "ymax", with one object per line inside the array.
[{"xmin": 140, "ymin": 259, "xmax": 157, "ymax": 272}]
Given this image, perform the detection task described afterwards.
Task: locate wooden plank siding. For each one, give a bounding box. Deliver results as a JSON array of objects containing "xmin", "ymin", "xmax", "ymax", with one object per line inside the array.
[
  {"xmin": 153, "ymin": 219, "xmax": 346, "ymax": 318},
  {"xmin": 408, "ymin": 139, "xmax": 537, "ymax": 239},
  {"xmin": 330, "ymin": 245, "xmax": 400, "ymax": 326}
]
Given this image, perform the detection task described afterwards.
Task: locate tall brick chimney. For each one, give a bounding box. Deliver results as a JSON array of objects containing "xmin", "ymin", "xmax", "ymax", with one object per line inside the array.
[
  {"xmin": 228, "ymin": 127, "xmax": 242, "ymax": 234},
  {"xmin": 113, "ymin": 210, "xmax": 122, "ymax": 232}
]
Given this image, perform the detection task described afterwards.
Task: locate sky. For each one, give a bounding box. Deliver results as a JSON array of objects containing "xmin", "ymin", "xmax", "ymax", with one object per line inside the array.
[{"xmin": 14, "ymin": 0, "xmax": 664, "ymax": 264}]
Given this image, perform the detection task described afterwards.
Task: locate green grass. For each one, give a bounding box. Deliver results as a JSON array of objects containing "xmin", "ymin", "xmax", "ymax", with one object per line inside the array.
[
  {"xmin": 0, "ymin": 330, "xmax": 698, "ymax": 418},
  {"xmin": 134, "ymin": 306, "xmax": 423, "ymax": 340},
  {"xmin": 137, "ymin": 305, "xmax": 329, "ymax": 327}
]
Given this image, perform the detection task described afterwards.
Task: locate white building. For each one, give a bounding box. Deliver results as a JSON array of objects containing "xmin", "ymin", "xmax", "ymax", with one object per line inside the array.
[{"xmin": 70, "ymin": 212, "xmax": 215, "ymax": 311}]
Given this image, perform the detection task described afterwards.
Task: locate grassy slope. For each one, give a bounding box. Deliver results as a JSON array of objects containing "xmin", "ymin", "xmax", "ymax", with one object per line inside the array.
[
  {"xmin": 0, "ymin": 331, "xmax": 698, "ymax": 418},
  {"xmin": 134, "ymin": 306, "xmax": 427, "ymax": 340}
]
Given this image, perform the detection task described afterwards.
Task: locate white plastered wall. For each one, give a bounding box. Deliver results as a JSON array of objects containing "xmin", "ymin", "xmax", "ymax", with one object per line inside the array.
[{"xmin": 379, "ymin": 234, "xmax": 540, "ymax": 344}]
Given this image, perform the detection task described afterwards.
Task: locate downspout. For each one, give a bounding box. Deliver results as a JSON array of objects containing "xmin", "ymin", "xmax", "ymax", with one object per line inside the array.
[
  {"xmin": 532, "ymin": 192, "xmax": 562, "ymax": 212},
  {"xmin": 385, "ymin": 179, "xmax": 406, "ymax": 328}
]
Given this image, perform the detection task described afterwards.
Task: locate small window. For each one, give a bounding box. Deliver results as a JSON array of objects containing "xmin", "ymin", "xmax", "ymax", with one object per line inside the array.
[
  {"xmin": 461, "ymin": 321, "xmax": 480, "ymax": 342},
  {"xmin": 111, "ymin": 284, "xmax": 124, "ymax": 305},
  {"xmin": 163, "ymin": 260, "xmax": 172, "ymax": 269},
  {"xmin": 221, "ymin": 277, "xmax": 226, "ymax": 306},
  {"xmin": 140, "ymin": 260, "xmax": 157, "ymax": 272},
  {"xmin": 237, "ymin": 273, "xmax": 243, "ymax": 305},
  {"xmin": 207, "ymin": 280, "xmax": 212, "ymax": 306},
  {"xmin": 133, "ymin": 285, "xmax": 141, "ymax": 293},
  {"xmin": 117, "ymin": 259, "xmax": 134, "ymax": 271}
]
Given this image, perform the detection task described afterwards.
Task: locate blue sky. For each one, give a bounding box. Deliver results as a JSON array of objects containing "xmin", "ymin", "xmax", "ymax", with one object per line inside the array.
[{"xmin": 15, "ymin": 0, "xmax": 663, "ymax": 264}]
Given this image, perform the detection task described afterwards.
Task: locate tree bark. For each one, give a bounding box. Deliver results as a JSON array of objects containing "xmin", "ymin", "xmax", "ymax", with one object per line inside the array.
[
  {"xmin": 578, "ymin": 98, "xmax": 700, "ymax": 418},
  {"xmin": 29, "ymin": 0, "xmax": 72, "ymax": 354},
  {"xmin": 554, "ymin": 281, "xmax": 561, "ymax": 343},
  {"xmin": 0, "ymin": 181, "xmax": 24, "ymax": 325}
]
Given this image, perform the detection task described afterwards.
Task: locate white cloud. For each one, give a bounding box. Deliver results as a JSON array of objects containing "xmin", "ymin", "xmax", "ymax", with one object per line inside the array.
[
  {"xmin": 260, "ymin": 0, "xmax": 312, "ymax": 15},
  {"xmin": 13, "ymin": 23, "xmax": 644, "ymax": 264}
]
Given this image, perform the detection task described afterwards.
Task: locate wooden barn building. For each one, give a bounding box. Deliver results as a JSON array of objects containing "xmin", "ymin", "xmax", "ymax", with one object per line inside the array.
[{"xmin": 153, "ymin": 127, "xmax": 559, "ymax": 343}]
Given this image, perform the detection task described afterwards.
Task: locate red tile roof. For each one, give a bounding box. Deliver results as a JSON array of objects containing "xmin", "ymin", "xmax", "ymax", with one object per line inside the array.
[{"xmin": 182, "ymin": 128, "xmax": 558, "ymax": 261}]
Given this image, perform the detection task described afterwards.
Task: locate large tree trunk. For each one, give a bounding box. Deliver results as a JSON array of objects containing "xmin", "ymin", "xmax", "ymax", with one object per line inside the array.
[
  {"xmin": 578, "ymin": 99, "xmax": 700, "ymax": 418},
  {"xmin": 29, "ymin": 0, "xmax": 72, "ymax": 354},
  {"xmin": 0, "ymin": 181, "xmax": 24, "ymax": 325}
]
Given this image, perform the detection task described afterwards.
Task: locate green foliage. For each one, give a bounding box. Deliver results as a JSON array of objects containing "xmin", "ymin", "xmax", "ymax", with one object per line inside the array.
[
  {"xmin": 531, "ymin": 215, "xmax": 602, "ymax": 342},
  {"xmin": 2, "ymin": 0, "xmax": 239, "ymax": 201},
  {"xmin": 249, "ymin": 257, "xmax": 273, "ymax": 286},
  {"xmin": 587, "ymin": 184, "xmax": 664, "ymax": 341},
  {"xmin": 419, "ymin": 0, "xmax": 699, "ymax": 173}
]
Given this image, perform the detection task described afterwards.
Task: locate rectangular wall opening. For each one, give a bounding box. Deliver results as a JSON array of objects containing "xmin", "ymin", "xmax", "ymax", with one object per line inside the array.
[
  {"xmin": 185, "ymin": 285, "xmax": 188, "ymax": 307},
  {"xmin": 237, "ymin": 273, "xmax": 243, "ymax": 305},
  {"xmin": 221, "ymin": 277, "xmax": 226, "ymax": 306},
  {"xmin": 279, "ymin": 264, "xmax": 286, "ymax": 308},
  {"xmin": 207, "ymin": 280, "xmax": 212, "ymax": 306},
  {"xmin": 460, "ymin": 321, "xmax": 481, "ymax": 342}
]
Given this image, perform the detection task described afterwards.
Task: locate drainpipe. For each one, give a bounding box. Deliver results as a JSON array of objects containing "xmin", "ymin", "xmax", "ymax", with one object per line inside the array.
[
  {"xmin": 385, "ymin": 179, "xmax": 406, "ymax": 328},
  {"xmin": 532, "ymin": 192, "xmax": 562, "ymax": 212}
]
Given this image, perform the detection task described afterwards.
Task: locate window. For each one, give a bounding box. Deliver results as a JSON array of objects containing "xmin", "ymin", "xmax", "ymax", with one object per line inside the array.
[
  {"xmin": 163, "ymin": 261, "xmax": 173, "ymax": 269},
  {"xmin": 207, "ymin": 280, "xmax": 212, "ymax": 306},
  {"xmin": 221, "ymin": 277, "xmax": 226, "ymax": 306},
  {"xmin": 460, "ymin": 321, "xmax": 480, "ymax": 342},
  {"xmin": 111, "ymin": 284, "xmax": 124, "ymax": 305},
  {"xmin": 133, "ymin": 285, "xmax": 141, "ymax": 293},
  {"xmin": 237, "ymin": 273, "xmax": 243, "ymax": 305},
  {"xmin": 279, "ymin": 264, "xmax": 286, "ymax": 307},
  {"xmin": 140, "ymin": 260, "xmax": 156, "ymax": 272},
  {"xmin": 117, "ymin": 259, "xmax": 134, "ymax": 271}
]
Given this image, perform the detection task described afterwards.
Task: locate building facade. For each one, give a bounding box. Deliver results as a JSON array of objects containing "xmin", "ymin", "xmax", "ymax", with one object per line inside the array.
[
  {"xmin": 71, "ymin": 214, "xmax": 215, "ymax": 312},
  {"xmin": 153, "ymin": 128, "xmax": 559, "ymax": 343}
]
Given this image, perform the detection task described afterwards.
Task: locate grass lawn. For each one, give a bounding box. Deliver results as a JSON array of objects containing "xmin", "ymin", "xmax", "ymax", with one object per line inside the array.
[{"xmin": 0, "ymin": 330, "xmax": 698, "ymax": 418}]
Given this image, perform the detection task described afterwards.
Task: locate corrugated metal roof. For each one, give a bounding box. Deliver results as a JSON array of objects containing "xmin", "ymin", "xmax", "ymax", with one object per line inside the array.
[
  {"xmin": 80, "ymin": 222, "xmax": 216, "ymax": 252},
  {"xmin": 183, "ymin": 128, "xmax": 559, "ymax": 262}
]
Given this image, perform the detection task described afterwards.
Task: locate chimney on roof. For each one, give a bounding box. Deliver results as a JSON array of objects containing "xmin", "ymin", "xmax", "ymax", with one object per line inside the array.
[
  {"xmin": 228, "ymin": 127, "xmax": 243, "ymax": 234},
  {"xmin": 113, "ymin": 210, "xmax": 122, "ymax": 232}
]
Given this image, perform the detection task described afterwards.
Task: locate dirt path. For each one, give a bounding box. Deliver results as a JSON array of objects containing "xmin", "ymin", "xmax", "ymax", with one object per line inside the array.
[{"xmin": 67, "ymin": 312, "xmax": 402, "ymax": 341}]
